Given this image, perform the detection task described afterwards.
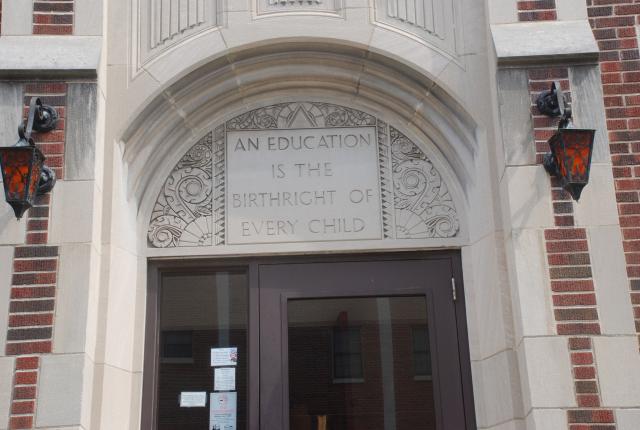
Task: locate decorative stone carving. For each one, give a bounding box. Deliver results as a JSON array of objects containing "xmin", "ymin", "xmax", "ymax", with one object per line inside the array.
[
  {"xmin": 256, "ymin": 0, "xmax": 341, "ymax": 16},
  {"xmin": 390, "ymin": 126, "xmax": 459, "ymax": 238},
  {"xmin": 268, "ymin": 0, "xmax": 322, "ymax": 4},
  {"xmin": 148, "ymin": 102, "xmax": 459, "ymax": 248},
  {"xmin": 136, "ymin": 0, "xmax": 219, "ymax": 67},
  {"xmin": 225, "ymin": 102, "xmax": 376, "ymax": 130},
  {"xmin": 386, "ymin": 0, "xmax": 439, "ymax": 33},
  {"xmin": 374, "ymin": 0, "xmax": 460, "ymax": 57},
  {"xmin": 148, "ymin": 133, "xmax": 213, "ymax": 247}
]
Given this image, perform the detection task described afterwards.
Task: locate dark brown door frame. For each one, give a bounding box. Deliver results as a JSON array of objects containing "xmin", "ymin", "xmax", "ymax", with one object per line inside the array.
[{"xmin": 141, "ymin": 251, "xmax": 477, "ymax": 430}]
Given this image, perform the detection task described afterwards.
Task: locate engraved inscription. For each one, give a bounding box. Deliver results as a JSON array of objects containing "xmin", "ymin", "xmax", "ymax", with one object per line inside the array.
[{"xmin": 226, "ymin": 127, "xmax": 382, "ymax": 244}]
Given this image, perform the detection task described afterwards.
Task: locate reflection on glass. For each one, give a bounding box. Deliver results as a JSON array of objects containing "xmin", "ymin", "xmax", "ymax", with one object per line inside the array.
[
  {"xmin": 157, "ymin": 272, "xmax": 248, "ymax": 430},
  {"xmin": 288, "ymin": 296, "xmax": 435, "ymax": 430}
]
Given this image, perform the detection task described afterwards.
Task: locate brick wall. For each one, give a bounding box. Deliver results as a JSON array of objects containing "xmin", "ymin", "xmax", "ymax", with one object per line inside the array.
[
  {"xmin": 32, "ymin": 0, "xmax": 73, "ymax": 35},
  {"xmin": 586, "ymin": 0, "xmax": 640, "ymax": 351},
  {"xmin": 517, "ymin": 0, "xmax": 557, "ymax": 21},
  {"xmin": 4, "ymin": 83, "xmax": 66, "ymax": 430},
  {"xmin": 528, "ymin": 69, "xmax": 617, "ymax": 429}
]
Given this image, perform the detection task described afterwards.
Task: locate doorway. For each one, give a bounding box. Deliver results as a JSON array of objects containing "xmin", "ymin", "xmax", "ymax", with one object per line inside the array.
[{"xmin": 142, "ymin": 252, "xmax": 475, "ymax": 430}]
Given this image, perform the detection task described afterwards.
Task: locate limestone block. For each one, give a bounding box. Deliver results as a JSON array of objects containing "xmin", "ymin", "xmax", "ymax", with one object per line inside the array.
[
  {"xmin": 487, "ymin": 0, "xmax": 517, "ymax": 24},
  {"xmin": 97, "ymin": 365, "xmax": 140, "ymax": 429},
  {"xmin": 589, "ymin": 226, "xmax": 635, "ymax": 335},
  {"xmin": 593, "ymin": 336, "xmax": 640, "ymax": 407},
  {"xmin": 0, "ymin": 0, "xmax": 32, "ymax": 35},
  {"xmin": 617, "ymin": 409, "xmax": 640, "ymax": 430},
  {"xmin": 0, "ymin": 203, "xmax": 26, "ymax": 245},
  {"xmin": 556, "ymin": 0, "xmax": 588, "ymax": 21},
  {"xmin": 49, "ymin": 181, "xmax": 95, "ymax": 244},
  {"xmin": 0, "ymin": 37, "xmax": 101, "ymax": 78},
  {"xmin": 0, "ymin": 246, "xmax": 14, "ymax": 355},
  {"xmin": 518, "ymin": 337, "xmax": 576, "ymax": 410},
  {"xmin": 497, "ymin": 69, "xmax": 535, "ymax": 166},
  {"xmin": 507, "ymin": 229, "xmax": 554, "ymax": 340},
  {"xmin": 525, "ymin": 409, "xmax": 567, "ymax": 430},
  {"xmin": 492, "ymin": 20, "xmax": 598, "ymax": 65},
  {"xmin": 472, "ymin": 350, "xmax": 523, "ymax": 428},
  {"xmin": 574, "ymin": 164, "xmax": 620, "ymax": 227},
  {"xmin": 464, "ymin": 234, "xmax": 511, "ymax": 361},
  {"xmin": 36, "ymin": 354, "xmax": 84, "ymax": 427},
  {"xmin": 53, "ymin": 244, "xmax": 94, "ymax": 353},
  {"xmin": 570, "ymin": 66, "xmax": 610, "ymax": 163},
  {"xmin": 503, "ymin": 166, "xmax": 554, "ymax": 229},
  {"xmin": 103, "ymin": 247, "xmax": 142, "ymax": 371},
  {"xmin": 0, "ymin": 83, "xmax": 22, "ymax": 146},
  {"xmin": 75, "ymin": 0, "xmax": 103, "ymax": 36},
  {"xmin": 0, "ymin": 356, "xmax": 15, "ymax": 430},
  {"xmin": 66, "ymin": 84, "xmax": 98, "ymax": 181}
]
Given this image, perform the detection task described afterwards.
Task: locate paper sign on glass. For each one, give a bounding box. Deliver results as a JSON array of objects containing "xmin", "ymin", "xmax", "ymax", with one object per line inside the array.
[
  {"xmin": 180, "ymin": 392, "xmax": 207, "ymax": 407},
  {"xmin": 210, "ymin": 392, "xmax": 237, "ymax": 430},
  {"xmin": 214, "ymin": 367, "xmax": 236, "ymax": 391},
  {"xmin": 211, "ymin": 347, "xmax": 238, "ymax": 367}
]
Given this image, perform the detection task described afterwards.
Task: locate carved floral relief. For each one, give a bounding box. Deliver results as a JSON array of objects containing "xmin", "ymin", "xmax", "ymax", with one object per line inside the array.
[
  {"xmin": 390, "ymin": 126, "xmax": 459, "ymax": 238},
  {"xmin": 148, "ymin": 133, "xmax": 214, "ymax": 247}
]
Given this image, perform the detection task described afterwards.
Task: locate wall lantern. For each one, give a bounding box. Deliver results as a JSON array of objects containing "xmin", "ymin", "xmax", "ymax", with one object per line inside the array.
[
  {"xmin": 0, "ymin": 97, "xmax": 57, "ymax": 219},
  {"xmin": 536, "ymin": 81, "xmax": 596, "ymax": 201}
]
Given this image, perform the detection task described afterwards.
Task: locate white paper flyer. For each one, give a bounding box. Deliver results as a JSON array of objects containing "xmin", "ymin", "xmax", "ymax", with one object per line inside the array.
[
  {"xmin": 210, "ymin": 392, "xmax": 237, "ymax": 430},
  {"xmin": 214, "ymin": 367, "xmax": 236, "ymax": 391},
  {"xmin": 211, "ymin": 347, "xmax": 238, "ymax": 367}
]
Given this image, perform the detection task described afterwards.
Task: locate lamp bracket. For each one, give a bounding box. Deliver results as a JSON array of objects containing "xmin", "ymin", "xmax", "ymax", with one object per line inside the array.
[
  {"xmin": 14, "ymin": 97, "xmax": 58, "ymax": 195},
  {"xmin": 536, "ymin": 81, "xmax": 572, "ymax": 126},
  {"xmin": 16, "ymin": 98, "xmax": 58, "ymax": 147}
]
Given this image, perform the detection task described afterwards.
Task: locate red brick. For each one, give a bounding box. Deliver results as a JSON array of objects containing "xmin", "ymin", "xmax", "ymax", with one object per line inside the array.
[
  {"xmin": 568, "ymin": 337, "xmax": 591, "ymax": 350},
  {"xmin": 5, "ymin": 341, "xmax": 52, "ymax": 355},
  {"xmin": 12, "ymin": 386, "xmax": 36, "ymax": 400},
  {"xmin": 14, "ymin": 371, "xmax": 38, "ymax": 385},
  {"xmin": 15, "ymin": 356, "xmax": 39, "ymax": 370},
  {"xmin": 11, "ymin": 400, "xmax": 35, "ymax": 415},
  {"xmin": 551, "ymin": 280, "xmax": 595, "ymax": 292},
  {"xmin": 546, "ymin": 240, "xmax": 589, "ymax": 253},
  {"xmin": 577, "ymin": 394, "xmax": 600, "ymax": 408},
  {"xmin": 10, "ymin": 286, "xmax": 56, "ymax": 300},
  {"xmin": 24, "ymin": 82, "xmax": 67, "ymax": 93},
  {"xmin": 8, "ymin": 313, "xmax": 53, "ymax": 328},
  {"xmin": 545, "ymin": 228, "xmax": 586, "ymax": 241},
  {"xmin": 574, "ymin": 366, "xmax": 596, "ymax": 379},
  {"xmin": 13, "ymin": 259, "xmax": 57, "ymax": 273},
  {"xmin": 11, "ymin": 272, "xmax": 56, "ymax": 285},
  {"xmin": 9, "ymin": 416, "xmax": 33, "ymax": 429},
  {"xmin": 555, "ymin": 308, "xmax": 599, "ymax": 321},
  {"xmin": 558, "ymin": 323, "xmax": 601, "ymax": 335}
]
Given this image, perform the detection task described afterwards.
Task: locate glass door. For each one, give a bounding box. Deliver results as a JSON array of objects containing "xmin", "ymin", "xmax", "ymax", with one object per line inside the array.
[
  {"xmin": 258, "ymin": 256, "xmax": 471, "ymax": 430},
  {"xmin": 143, "ymin": 254, "xmax": 474, "ymax": 430}
]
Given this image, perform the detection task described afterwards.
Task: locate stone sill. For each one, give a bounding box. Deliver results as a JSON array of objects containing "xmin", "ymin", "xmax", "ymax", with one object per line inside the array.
[
  {"xmin": 0, "ymin": 36, "xmax": 101, "ymax": 79},
  {"xmin": 491, "ymin": 20, "xmax": 599, "ymax": 67}
]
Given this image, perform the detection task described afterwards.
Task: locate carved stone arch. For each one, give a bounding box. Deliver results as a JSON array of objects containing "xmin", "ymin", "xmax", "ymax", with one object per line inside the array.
[{"xmin": 147, "ymin": 101, "xmax": 460, "ymax": 248}]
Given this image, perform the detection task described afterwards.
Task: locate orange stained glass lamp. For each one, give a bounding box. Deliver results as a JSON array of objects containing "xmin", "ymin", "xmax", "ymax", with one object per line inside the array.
[
  {"xmin": 537, "ymin": 81, "xmax": 596, "ymax": 201},
  {"xmin": 0, "ymin": 97, "xmax": 57, "ymax": 219},
  {"xmin": 0, "ymin": 144, "xmax": 46, "ymax": 219},
  {"xmin": 544, "ymin": 128, "xmax": 595, "ymax": 201}
]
